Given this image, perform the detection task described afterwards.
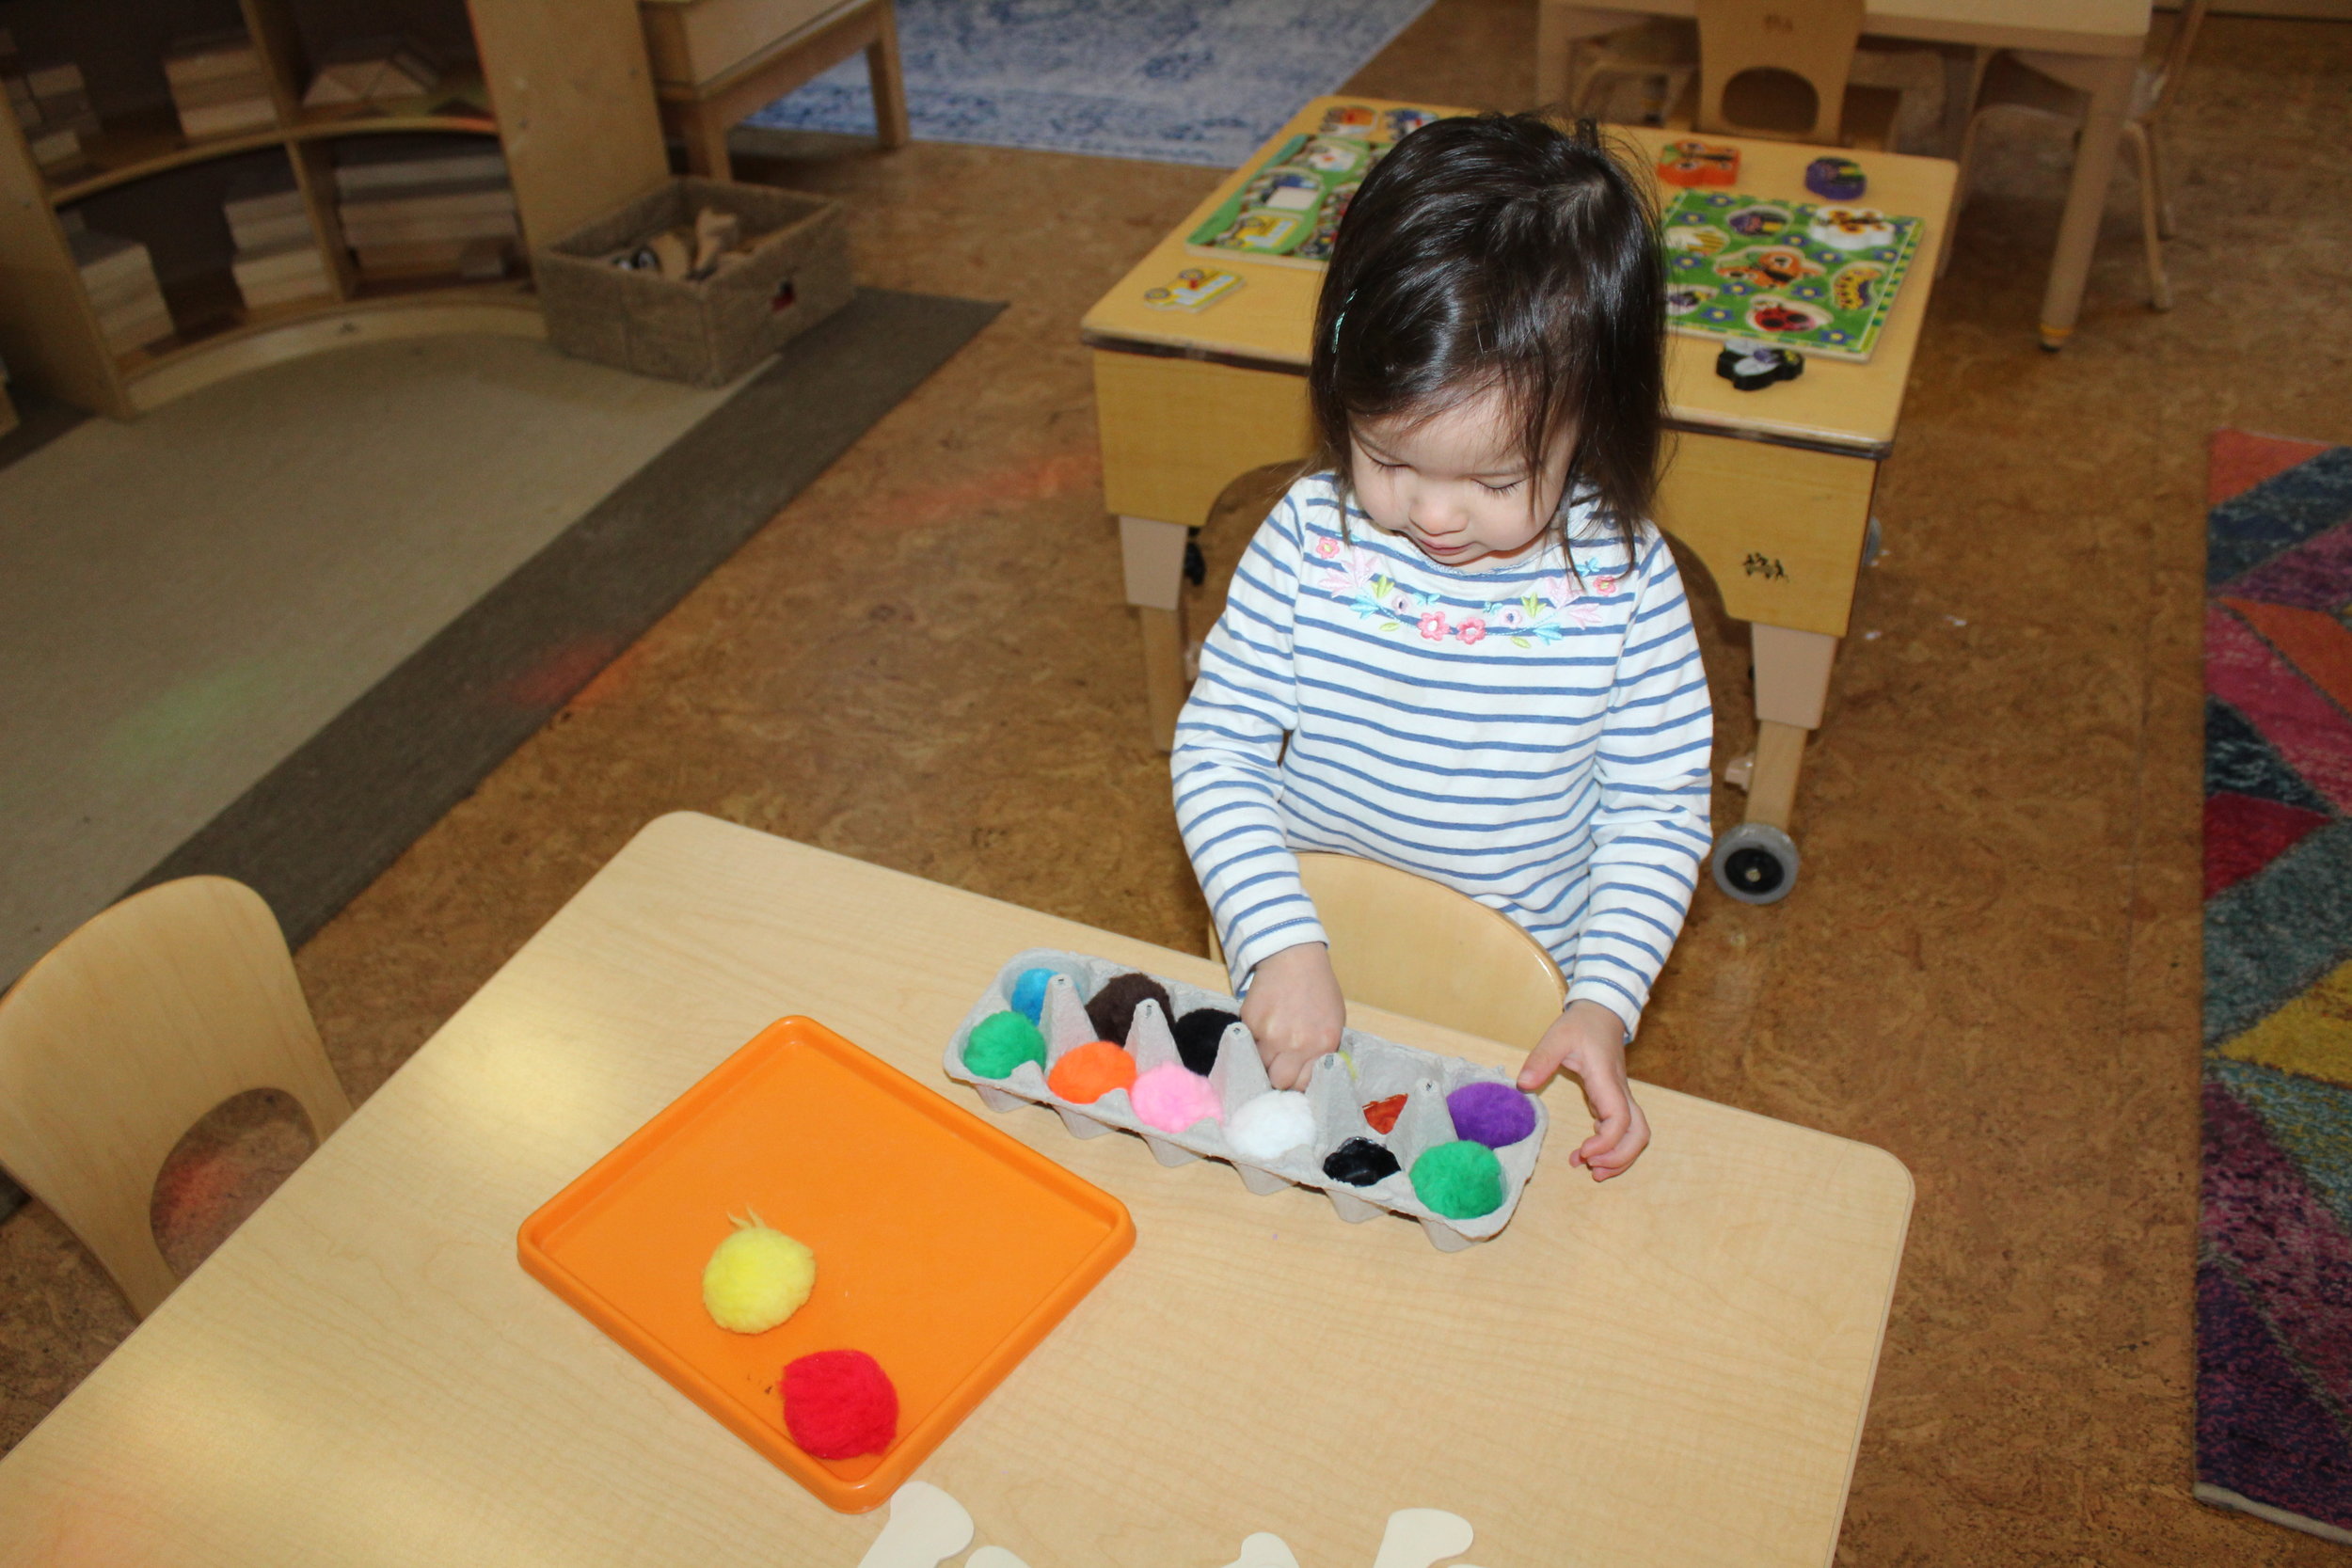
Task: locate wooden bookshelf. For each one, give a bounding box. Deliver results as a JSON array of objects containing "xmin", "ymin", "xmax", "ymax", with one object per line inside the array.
[{"xmin": 0, "ymin": 0, "xmax": 667, "ymax": 419}]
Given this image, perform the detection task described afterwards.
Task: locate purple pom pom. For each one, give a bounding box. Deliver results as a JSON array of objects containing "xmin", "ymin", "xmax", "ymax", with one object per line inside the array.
[{"xmin": 1446, "ymin": 1081, "xmax": 1536, "ymax": 1148}]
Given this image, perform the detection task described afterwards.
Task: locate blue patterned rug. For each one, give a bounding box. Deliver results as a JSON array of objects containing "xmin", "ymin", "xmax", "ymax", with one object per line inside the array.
[{"xmin": 747, "ymin": 0, "xmax": 1438, "ymax": 166}]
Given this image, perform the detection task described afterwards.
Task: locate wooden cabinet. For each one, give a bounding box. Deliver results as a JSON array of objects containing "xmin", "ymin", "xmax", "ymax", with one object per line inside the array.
[{"xmin": 0, "ymin": 0, "xmax": 669, "ymax": 417}]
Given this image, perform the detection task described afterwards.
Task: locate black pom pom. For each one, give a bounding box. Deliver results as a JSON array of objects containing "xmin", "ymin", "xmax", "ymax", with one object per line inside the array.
[
  {"xmin": 1086, "ymin": 972, "xmax": 1172, "ymax": 1046},
  {"xmin": 1171, "ymin": 1007, "xmax": 1240, "ymax": 1075},
  {"xmin": 1322, "ymin": 1137, "xmax": 1400, "ymax": 1187}
]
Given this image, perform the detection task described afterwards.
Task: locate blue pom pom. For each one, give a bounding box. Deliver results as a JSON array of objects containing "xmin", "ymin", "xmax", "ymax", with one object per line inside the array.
[{"xmin": 1009, "ymin": 966, "xmax": 1057, "ymax": 1023}]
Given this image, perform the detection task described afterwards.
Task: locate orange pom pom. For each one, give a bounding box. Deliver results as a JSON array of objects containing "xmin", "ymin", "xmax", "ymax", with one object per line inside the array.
[{"xmin": 1046, "ymin": 1039, "xmax": 1136, "ymax": 1104}]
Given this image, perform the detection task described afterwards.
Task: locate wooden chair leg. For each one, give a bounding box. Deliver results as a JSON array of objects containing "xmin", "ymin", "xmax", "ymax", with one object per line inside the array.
[
  {"xmin": 1942, "ymin": 109, "xmax": 1988, "ymax": 279},
  {"xmin": 867, "ymin": 2, "xmax": 912, "ymax": 148},
  {"xmin": 2125, "ymin": 119, "xmax": 2171, "ymax": 310},
  {"xmin": 2146, "ymin": 121, "xmax": 2176, "ymax": 238}
]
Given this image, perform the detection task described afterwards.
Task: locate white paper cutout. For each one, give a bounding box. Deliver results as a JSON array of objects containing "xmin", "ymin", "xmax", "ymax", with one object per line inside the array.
[
  {"xmin": 1370, "ymin": 1508, "xmax": 1474, "ymax": 1568},
  {"xmin": 1219, "ymin": 1532, "xmax": 1304, "ymax": 1568},
  {"xmin": 854, "ymin": 1481, "xmax": 973, "ymax": 1568}
]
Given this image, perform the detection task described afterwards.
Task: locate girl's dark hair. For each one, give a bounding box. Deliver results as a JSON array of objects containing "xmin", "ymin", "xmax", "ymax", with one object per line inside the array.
[{"xmin": 1309, "ymin": 113, "xmax": 1666, "ymax": 562}]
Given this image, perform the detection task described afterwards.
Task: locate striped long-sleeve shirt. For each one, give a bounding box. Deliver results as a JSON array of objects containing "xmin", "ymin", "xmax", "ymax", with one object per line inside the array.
[{"xmin": 1170, "ymin": 470, "xmax": 1714, "ymax": 1037}]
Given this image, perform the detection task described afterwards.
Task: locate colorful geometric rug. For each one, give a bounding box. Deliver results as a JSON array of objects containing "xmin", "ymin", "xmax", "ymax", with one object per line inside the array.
[
  {"xmin": 2198, "ymin": 427, "xmax": 2352, "ymax": 1545},
  {"xmin": 745, "ymin": 0, "xmax": 1437, "ymax": 166}
]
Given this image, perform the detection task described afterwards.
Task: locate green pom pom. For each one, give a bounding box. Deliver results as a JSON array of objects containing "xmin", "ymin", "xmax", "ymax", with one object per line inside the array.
[
  {"xmin": 964, "ymin": 1010, "xmax": 1046, "ymax": 1078},
  {"xmin": 1410, "ymin": 1139, "xmax": 1505, "ymax": 1220}
]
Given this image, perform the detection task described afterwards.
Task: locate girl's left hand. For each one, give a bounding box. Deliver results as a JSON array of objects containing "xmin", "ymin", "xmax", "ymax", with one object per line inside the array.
[{"xmin": 1517, "ymin": 1000, "xmax": 1649, "ymax": 1180}]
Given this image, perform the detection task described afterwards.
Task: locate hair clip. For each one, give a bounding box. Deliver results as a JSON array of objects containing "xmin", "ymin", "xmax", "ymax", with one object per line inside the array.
[
  {"xmin": 1330, "ymin": 287, "xmax": 1359, "ymax": 352},
  {"xmin": 1573, "ymin": 117, "xmax": 1600, "ymax": 148}
]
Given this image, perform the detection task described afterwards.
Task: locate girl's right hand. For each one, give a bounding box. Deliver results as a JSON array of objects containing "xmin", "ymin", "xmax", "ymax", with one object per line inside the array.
[{"xmin": 1240, "ymin": 942, "xmax": 1346, "ymax": 1088}]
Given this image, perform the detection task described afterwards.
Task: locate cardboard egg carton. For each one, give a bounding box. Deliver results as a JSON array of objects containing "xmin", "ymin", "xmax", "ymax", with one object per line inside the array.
[{"xmin": 943, "ymin": 949, "xmax": 1548, "ymax": 1250}]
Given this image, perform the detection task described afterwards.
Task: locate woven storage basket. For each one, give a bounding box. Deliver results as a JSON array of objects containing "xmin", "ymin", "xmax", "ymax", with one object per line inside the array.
[{"xmin": 536, "ymin": 176, "xmax": 852, "ymax": 386}]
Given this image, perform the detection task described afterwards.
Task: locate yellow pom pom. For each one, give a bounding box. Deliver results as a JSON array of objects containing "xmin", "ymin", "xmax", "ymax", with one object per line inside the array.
[{"xmin": 701, "ymin": 1210, "xmax": 816, "ymax": 1333}]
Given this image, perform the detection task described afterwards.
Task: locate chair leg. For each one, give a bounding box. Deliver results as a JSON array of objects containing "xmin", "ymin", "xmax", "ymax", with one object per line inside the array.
[
  {"xmin": 2125, "ymin": 120, "xmax": 2171, "ymax": 310},
  {"xmin": 2145, "ymin": 122, "xmax": 2176, "ymax": 238},
  {"xmin": 1941, "ymin": 110, "xmax": 1987, "ymax": 280}
]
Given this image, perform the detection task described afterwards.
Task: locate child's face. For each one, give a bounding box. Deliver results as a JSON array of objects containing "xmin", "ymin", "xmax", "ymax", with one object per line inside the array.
[{"xmin": 1348, "ymin": 386, "xmax": 1574, "ymax": 569}]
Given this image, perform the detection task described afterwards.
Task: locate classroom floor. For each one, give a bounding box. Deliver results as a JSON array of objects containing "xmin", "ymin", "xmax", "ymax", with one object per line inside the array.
[{"xmin": 7, "ymin": 7, "xmax": 2352, "ymax": 1562}]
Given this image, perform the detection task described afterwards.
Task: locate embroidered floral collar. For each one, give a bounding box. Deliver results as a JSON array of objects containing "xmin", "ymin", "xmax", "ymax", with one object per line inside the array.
[{"xmin": 1309, "ymin": 534, "xmax": 1621, "ymax": 648}]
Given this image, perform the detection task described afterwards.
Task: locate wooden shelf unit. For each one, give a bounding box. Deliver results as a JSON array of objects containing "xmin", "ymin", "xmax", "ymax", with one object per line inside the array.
[{"xmin": 0, "ymin": 0, "xmax": 668, "ymax": 418}]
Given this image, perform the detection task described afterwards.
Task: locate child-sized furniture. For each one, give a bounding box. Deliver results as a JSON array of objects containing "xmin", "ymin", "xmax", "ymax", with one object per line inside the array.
[
  {"xmin": 1205, "ymin": 852, "xmax": 1570, "ymax": 1048},
  {"xmin": 0, "ymin": 877, "xmax": 351, "ymax": 1318},
  {"xmin": 1083, "ymin": 101, "xmax": 1958, "ymax": 904},
  {"xmin": 0, "ymin": 814, "xmax": 1915, "ymax": 1565},
  {"xmin": 0, "ymin": 0, "xmax": 669, "ymax": 418},
  {"xmin": 1537, "ymin": 0, "xmax": 2153, "ymax": 347},
  {"xmin": 1678, "ymin": 0, "xmax": 1903, "ymax": 149},
  {"xmin": 641, "ymin": 0, "xmax": 909, "ymax": 180},
  {"xmin": 1950, "ymin": 0, "xmax": 2205, "ymax": 310}
]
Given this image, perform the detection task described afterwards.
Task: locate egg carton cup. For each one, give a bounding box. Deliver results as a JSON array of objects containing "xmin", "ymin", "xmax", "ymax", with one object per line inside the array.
[{"xmin": 942, "ymin": 949, "xmax": 1549, "ymax": 1251}]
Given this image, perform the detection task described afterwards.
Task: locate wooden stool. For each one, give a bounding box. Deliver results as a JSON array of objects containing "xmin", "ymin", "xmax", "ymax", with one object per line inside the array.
[{"xmin": 643, "ymin": 0, "xmax": 912, "ymax": 180}]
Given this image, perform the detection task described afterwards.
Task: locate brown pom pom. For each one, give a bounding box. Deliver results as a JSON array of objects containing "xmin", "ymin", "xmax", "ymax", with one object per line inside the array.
[{"xmin": 1087, "ymin": 972, "xmax": 1172, "ymax": 1046}]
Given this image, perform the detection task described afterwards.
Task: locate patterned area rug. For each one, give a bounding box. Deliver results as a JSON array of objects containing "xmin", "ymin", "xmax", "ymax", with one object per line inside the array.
[
  {"xmin": 2199, "ymin": 427, "xmax": 2352, "ymax": 1545},
  {"xmin": 746, "ymin": 0, "xmax": 1437, "ymax": 166}
]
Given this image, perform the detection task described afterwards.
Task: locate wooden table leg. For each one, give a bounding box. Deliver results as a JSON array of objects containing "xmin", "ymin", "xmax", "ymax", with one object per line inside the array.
[
  {"xmin": 866, "ymin": 0, "xmax": 912, "ymax": 148},
  {"xmin": 1122, "ymin": 515, "xmax": 1191, "ymax": 751},
  {"xmin": 2036, "ymin": 52, "xmax": 2136, "ymax": 351},
  {"xmin": 1745, "ymin": 623, "xmax": 1837, "ymax": 828}
]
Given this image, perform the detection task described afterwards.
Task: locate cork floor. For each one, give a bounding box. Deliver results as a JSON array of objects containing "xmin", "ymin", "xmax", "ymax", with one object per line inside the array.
[{"xmin": 8, "ymin": 7, "xmax": 2352, "ymax": 1564}]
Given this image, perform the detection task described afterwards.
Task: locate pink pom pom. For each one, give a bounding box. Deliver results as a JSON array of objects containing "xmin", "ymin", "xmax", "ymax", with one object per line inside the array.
[{"xmin": 1130, "ymin": 1062, "xmax": 1222, "ymax": 1133}]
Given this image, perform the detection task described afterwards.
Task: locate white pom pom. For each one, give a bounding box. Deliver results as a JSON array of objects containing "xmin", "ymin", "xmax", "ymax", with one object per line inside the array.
[{"xmin": 1227, "ymin": 1090, "xmax": 1316, "ymax": 1162}]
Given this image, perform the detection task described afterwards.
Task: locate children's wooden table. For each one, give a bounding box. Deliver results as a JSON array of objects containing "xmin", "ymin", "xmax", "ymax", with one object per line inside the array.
[
  {"xmin": 1080, "ymin": 100, "xmax": 1956, "ymax": 903},
  {"xmin": 0, "ymin": 812, "xmax": 1912, "ymax": 1567}
]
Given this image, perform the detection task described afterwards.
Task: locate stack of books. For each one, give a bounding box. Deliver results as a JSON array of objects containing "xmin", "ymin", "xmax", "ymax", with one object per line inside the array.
[
  {"xmin": 302, "ymin": 38, "xmax": 441, "ymax": 108},
  {"xmin": 165, "ymin": 32, "xmax": 277, "ymax": 142},
  {"xmin": 335, "ymin": 140, "xmax": 516, "ymax": 281},
  {"xmin": 225, "ymin": 176, "xmax": 331, "ymax": 309},
  {"xmin": 5, "ymin": 37, "xmax": 101, "ymax": 180},
  {"xmin": 68, "ymin": 223, "xmax": 173, "ymax": 356}
]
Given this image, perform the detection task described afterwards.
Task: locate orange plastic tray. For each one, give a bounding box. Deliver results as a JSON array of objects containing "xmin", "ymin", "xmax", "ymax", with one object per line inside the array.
[{"xmin": 517, "ymin": 1016, "xmax": 1135, "ymax": 1512}]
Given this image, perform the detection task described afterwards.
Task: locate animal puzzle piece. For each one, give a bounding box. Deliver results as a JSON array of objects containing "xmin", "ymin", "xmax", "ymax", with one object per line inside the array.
[
  {"xmin": 1657, "ymin": 138, "xmax": 1740, "ymax": 187},
  {"xmin": 1716, "ymin": 340, "xmax": 1805, "ymax": 390},
  {"xmin": 1746, "ymin": 296, "xmax": 1831, "ymax": 335},
  {"xmin": 853, "ymin": 1481, "xmax": 973, "ymax": 1568},
  {"xmin": 1717, "ymin": 245, "xmax": 1821, "ymax": 290},
  {"xmin": 1144, "ymin": 267, "xmax": 1244, "ymax": 313},
  {"xmin": 1808, "ymin": 206, "xmax": 1898, "ymax": 252},
  {"xmin": 1805, "ymin": 156, "xmax": 1867, "ymax": 200}
]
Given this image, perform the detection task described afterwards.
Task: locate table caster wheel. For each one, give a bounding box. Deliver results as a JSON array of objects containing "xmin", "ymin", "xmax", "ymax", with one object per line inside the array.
[{"xmin": 1713, "ymin": 822, "xmax": 1800, "ymax": 905}]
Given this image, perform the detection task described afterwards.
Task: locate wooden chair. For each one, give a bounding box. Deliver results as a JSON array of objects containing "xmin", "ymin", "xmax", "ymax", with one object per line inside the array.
[
  {"xmin": 1209, "ymin": 852, "xmax": 1570, "ymax": 1048},
  {"xmin": 0, "ymin": 877, "xmax": 352, "ymax": 1317},
  {"xmin": 1673, "ymin": 0, "xmax": 1904, "ymax": 150},
  {"xmin": 1949, "ymin": 0, "xmax": 2206, "ymax": 309}
]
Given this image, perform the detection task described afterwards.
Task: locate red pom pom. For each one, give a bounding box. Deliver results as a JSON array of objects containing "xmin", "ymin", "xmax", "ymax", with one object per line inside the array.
[{"xmin": 782, "ymin": 1349, "xmax": 898, "ymax": 1459}]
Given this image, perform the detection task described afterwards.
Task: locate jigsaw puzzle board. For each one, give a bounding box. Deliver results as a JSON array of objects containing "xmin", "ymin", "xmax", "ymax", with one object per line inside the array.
[
  {"xmin": 1183, "ymin": 103, "xmax": 1445, "ymax": 269},
  {"xmin": 1661, "ymin": 189, "xmax": 1923, "ymax": 363}
]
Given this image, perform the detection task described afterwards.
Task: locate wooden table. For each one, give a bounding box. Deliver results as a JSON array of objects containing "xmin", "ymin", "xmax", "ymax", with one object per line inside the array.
[
  {"xmin": 1537, "ymin": 0, "xmax": 2153, "ymax": 349},
  {"xmin": 643, "ymin": 0, "xmax": 910, "ymax": 180},
  {"xmin": 0, "ymin": 814, "xmax": 1912, "ymax": 1566},
  {"xmin": 1082, "ymin": 100, "xmax": 1954, "ymax": 899}
]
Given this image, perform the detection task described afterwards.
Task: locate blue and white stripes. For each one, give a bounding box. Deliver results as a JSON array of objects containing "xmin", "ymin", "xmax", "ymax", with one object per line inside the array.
[{"xmin": 1171, "ymin": 471, "xmax": 1714, "ymax": 1037}]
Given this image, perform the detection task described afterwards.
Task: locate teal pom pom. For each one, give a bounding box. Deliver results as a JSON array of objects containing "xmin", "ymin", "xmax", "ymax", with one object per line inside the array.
[
  {"xmin": 964, "ymin": 1011, "xmax": 1046, "ymax": 1078},
  {"xmin": 1009, "ymin": 966, "xmax": 1057, "ymax": 1023},
  {"xmin": 1410, "ymin": 1139, "xmax": 1504, "ymax": 1219}
]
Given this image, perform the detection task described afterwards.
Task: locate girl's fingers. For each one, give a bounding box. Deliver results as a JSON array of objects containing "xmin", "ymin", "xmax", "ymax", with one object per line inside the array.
[{"xmin": 1517, "ymin": 1040, "xmax": 1573, "ymax": 1092}]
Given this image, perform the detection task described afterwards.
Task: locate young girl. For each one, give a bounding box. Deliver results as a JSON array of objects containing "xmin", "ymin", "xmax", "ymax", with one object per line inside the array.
[{"xmin": 1171, "ymin": 114, "xmax": 1710, "ymax": 1182}]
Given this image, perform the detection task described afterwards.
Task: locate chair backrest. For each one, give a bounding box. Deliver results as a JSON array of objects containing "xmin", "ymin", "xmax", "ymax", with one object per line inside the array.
[
  {"xmin": 1296, "ymin": 852, "xmax": 1569, "ymax": 1047},
  {"xmin": 1694, "ymin": 0, "xmax": 1867, "ymax": 144},
  {"xmin": 0, "ymin": 877, "xmax": 351, "ymax": 1317}
]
